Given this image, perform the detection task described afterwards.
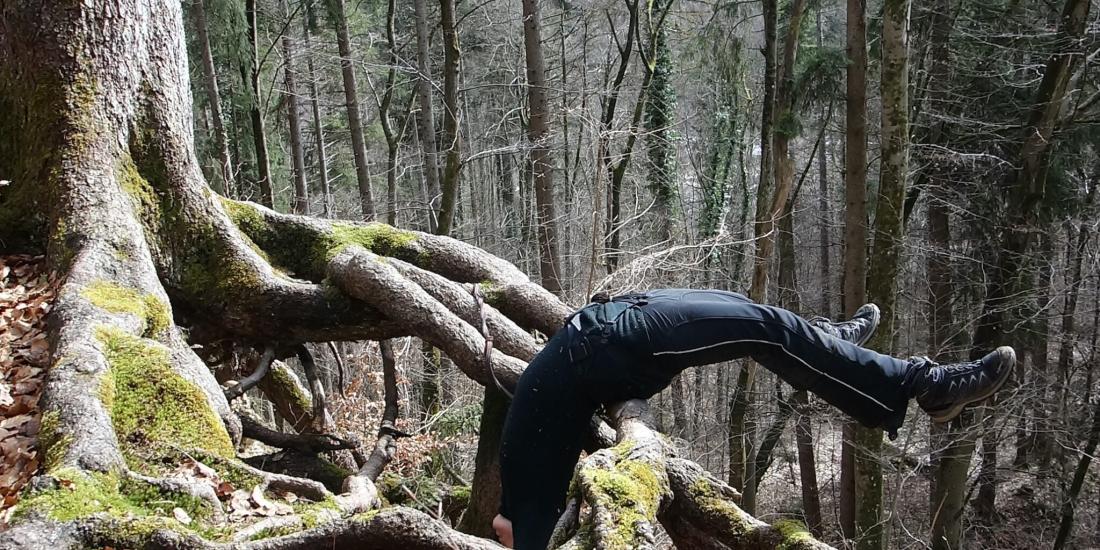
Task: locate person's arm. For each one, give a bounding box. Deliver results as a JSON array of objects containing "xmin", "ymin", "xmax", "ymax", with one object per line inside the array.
[{"xmin": 493, "ymin": 514, "xmax": 514, "ymax": 548}]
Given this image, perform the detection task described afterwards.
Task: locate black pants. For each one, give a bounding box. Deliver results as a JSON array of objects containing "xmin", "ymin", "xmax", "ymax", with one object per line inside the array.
[{"xmin": 499, "ymin": 289, "xmax": 920, "ymax": 550}]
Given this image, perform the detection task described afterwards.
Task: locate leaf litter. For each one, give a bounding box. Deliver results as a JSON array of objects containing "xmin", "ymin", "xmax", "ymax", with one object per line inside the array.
[{"xmin": 0, "ymin": 255, "xmax": 55, "ymax": 522}]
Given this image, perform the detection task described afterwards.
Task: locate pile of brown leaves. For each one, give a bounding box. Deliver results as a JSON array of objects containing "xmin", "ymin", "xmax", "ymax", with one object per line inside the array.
[{"xmin": 0, "ymin": 255, "xmax": 56, "ymax": 517}]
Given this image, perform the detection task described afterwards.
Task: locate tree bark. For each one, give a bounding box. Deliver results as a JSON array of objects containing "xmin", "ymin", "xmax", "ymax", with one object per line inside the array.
[
  {"xmin": 522, "ymin": 0, "xmax": 563, "ymax": 294},
  {"xmin": 189, "ymin": 0, "xmax": 235, "ymax": 196},
  {"xmin": 246, "ymin": 0, "xmax": 274, "ymax": 208},
  {"xmin": 327, "ymin": 0, "xmax": 375, "ymax": 221},
  {"xmin": 436, "ymin": 0, "xmax": 462, "ymax": 236},
  {"xmin": 840, "ymin": 0, "xmax": 869, "ymax": 537},
  {"xmin": 281, "ymin": 0, "xmax": 308, "ymax": 215}
]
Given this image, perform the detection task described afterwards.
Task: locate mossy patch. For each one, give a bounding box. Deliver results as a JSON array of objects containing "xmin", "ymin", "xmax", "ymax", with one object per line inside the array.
[
  {"xmin": 95, "ymin": 327, "xmax": 234, "ymax": 461},
  {"xmin": 689, "ymin": 477, "xmax": 751, "ymax": 534},
  {"xmin": 118, "ymin": 155, "xmax": 161, "ymax": 233},
  {"xmin": 14, "ymin": 467, "xmax": 209, "ymax": 525},
  {"xmin": 82, "ymin": 281, "xmax": 170, "ymax": 338},
  {"xmin": 268, "ymin": 363, "xmax": 312, "ymax": 412},
  {"xmin": 585, "ymin": 455, "xmax": 666, "ymax": 547},
  {"xmin": 220, "ymin": 198, "xmax": 420, "ymax": 280},
  {"xmin": 773, "ymin": 518, "xmax": 814, "ymax": 549},
  {"xmin": 37, "ymin": 410, "xmax": 72, "ymax": 472}
]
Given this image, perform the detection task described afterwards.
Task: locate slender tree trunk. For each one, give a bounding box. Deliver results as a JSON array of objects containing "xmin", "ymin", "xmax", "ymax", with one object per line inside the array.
[
  {"xmin": 189, "ymin": 0, "xmax": 234, "ymax": 196},
  {"xmin": 522, "ymin": 0, "xmax": 562, "ymax": 294},
  {"xmin": 1031, "ymin": 233, "xmax": 1056, "ymax": 467},
  {"xmin": 302, "ymin": 6, "xmax": 332, "ymax": 218},
  {"xmin": 595, "ymin": 0, "xmax": 638, "ymax": 275},
  {"xmin": 411, "ymin": 0, "xmax": 441, "ymax": 232},
  {"xmin": 855, "ymin": 0, "xmax": 911, "ymax": 547},
  {"xmin": 281, "ymin": 0, "xmax": 308, "ymax": 215},
  {"xmin": 793, "ymin": 390, "xmax": 823, "ymax": 537},
  {"xmin": 1053, "ymin": 184, "xmax": 1097, "ymax": 452},
  {"xmin": 1053, "ymin": 397, "xmax": 1100, "ymax": 550},
  {"xmin": 728, "ymin": 0, "xmax": 777, "ymax": 505},
  {"xmin": 378, "ymin": 0, "xmax": 401, "ymax": 226},
  {"xmin": 436, "ymin": 0, "xmax": 461, "ymax": 236},
  {"xmin": 840, "ymin": 0, "xmax": 869, "ymax": 537},
  {"xmin": 327, "ymin": 0, "xmax": 375, "ymax": 220},
  {"xmin": 815, "ymin": 11, "xmax": 832, "ymax": 318},
  {"xmin": 246, "ymin": 0, "xmax": 274, "ymax": 208}
]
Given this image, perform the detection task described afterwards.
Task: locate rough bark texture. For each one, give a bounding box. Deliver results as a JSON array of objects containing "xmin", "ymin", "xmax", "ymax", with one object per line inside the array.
[
  {"xmin": 326, "ymin": 0, "xmax": 375, "ymax": 221},
  {"xmin": 522, "ymin": 0, "xmax": 563, "ymax": 294},
  {"xmin": 280, "ymin": 0, "xmax": 308, "ymax": 215},
  {"xmin": 246, "ymin": 0, "xmax": 274, "ymax": 208},
  {"xmin": 189, "ymin": 0, "xmax": 234, "ymax": 196},
  {"xmin": 840, "ymin": 0, "xmax": 869, "ymax": 537}
]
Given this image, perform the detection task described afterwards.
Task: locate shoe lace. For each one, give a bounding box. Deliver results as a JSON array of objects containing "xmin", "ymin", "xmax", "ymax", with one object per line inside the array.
[{"xmin": 941, "ymin": 363, "xmax": 978, "ymax": 375}]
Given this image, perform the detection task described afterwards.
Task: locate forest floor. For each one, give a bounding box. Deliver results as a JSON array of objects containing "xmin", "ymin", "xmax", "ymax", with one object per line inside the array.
[{"xmin": 0, "ymin": 255, "xmax": 53, "ymax": 524}]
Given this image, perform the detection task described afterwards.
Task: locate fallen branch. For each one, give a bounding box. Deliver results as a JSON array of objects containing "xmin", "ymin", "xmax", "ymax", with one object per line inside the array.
[
  {"xmin": 224, "ymin": 346, "xmax": 276, "ymax": 401},
  {"xmin": 240, "ymin": 413, "xmax": 359, "ymax": 453}
]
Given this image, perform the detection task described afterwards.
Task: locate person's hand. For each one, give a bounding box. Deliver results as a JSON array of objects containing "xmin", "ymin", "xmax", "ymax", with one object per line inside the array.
[{"xmin": 492, "ymin": 514, "xmax": 514, "ymax": 548}]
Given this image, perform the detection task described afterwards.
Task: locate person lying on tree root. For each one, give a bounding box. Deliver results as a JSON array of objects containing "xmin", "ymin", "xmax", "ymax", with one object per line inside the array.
[{"xmin": 491, "ymin": 289, "xmax": 1015, "ymax": 549}]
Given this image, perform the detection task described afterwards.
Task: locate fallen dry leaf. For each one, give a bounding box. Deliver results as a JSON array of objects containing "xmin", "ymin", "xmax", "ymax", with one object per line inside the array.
[{"xmin": 0, "ymin": 256, "xmax": 56, "ymax": 513}]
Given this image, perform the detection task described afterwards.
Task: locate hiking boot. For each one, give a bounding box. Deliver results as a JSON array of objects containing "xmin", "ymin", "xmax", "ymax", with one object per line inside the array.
[
  {"xmin": 809, "ymin": 303, "xmax": 881, "ymax": 346},
  {"xmin": 914, "ymin": 346, "xmax": 1016, "ymax": 423}
]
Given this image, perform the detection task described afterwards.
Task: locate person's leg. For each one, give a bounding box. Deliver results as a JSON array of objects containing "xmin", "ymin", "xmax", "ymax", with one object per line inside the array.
[
  {"xmin": 627, "ymin": 290, "xmax": 914, "ymax": 434},
  {"xmin": 618, "ymin": 290, "xmax": 1014, "ymax": 436},
  {"xmin": 498, "ymin": 327, "xmax": 599, "ymax": 549}
]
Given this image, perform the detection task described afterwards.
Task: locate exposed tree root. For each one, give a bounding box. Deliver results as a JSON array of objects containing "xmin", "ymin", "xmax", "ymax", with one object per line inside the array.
[{"xmin": 552, "ymin": 400, "xmax": 835, "ymax": 550}]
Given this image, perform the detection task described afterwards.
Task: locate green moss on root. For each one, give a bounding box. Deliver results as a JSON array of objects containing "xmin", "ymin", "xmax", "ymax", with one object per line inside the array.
[
  {"xmin": 118, "ymin": 155, "xmax": 161, "ymax": 233},
  {"xmin": 95, "ymin": 327, "xmax": 234, "ymax": 460},
  {"xmin": 585, "ymin": 455, "xmax": 666, "ymax": 547},
  {"xmin": 268, "ymin": 363, "xmax": 312, "ymax": 412},
  {"xmin": 220, "ymin": 198, "xmax": 420, "ymax": 280},
  {"xmin": 773, "ymin": 519, "xmax": 814, "ymax": 549},
  {"xmin": 688, "ymin": 477, "xmax": 752, "ymax": 535},
  {"xmin": 37, "ymin": 411, "xmax": 72, "ymax": 473},
  {"xmin": 14, "ymin": 467, "xmax": 209, "ymax": 526},
  {"xmin": 82, "ymin": 281, "xmax": 170, "ymax": 338}
]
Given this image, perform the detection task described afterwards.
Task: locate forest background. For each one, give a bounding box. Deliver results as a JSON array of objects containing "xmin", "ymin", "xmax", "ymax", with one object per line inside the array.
[{"xmin": 0, "ymin": 0, "xmax": 1099, "ymax": 549}]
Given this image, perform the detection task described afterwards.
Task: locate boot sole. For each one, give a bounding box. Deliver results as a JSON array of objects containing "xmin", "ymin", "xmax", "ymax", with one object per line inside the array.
[{"xmin": 927, "ymin": 347, "xmax": 1015, "ymax": 423}]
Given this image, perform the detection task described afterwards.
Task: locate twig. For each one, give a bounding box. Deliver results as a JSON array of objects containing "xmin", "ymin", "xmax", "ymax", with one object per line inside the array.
[{"xmin": 224, "ymin": 346, "xmax": 276, "ymax": 401}]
